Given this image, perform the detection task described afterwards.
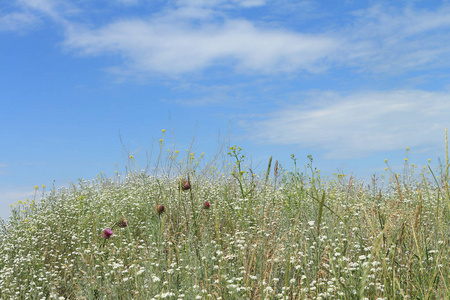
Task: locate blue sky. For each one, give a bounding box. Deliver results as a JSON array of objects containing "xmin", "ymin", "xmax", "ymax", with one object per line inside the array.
[{"xmin": 1, "ymin": 0, "xmax": 450, "ymax": 220}]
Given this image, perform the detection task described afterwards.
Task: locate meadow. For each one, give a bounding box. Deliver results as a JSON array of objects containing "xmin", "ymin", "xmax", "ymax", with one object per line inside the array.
[{"xmin": 1, "ymin": 133, "xmax": 450, "ymax": 299}]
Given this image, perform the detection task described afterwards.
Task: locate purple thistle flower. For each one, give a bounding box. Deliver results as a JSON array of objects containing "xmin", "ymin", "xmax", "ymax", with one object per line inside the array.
[{"xmin": 102, "ymin": 228, "xmax": 113, "ymax": 239}]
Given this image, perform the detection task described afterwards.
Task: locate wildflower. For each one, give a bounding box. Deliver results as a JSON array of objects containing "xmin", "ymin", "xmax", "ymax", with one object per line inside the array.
[
  {"xmin": 181, "ymin": 179, "xmax": 190, "ymax": 191},
  {"xmin": 129, "ymin": 155, "xmax": 134, "ymax": 159},
  {"xmin": 102, "ymin": 228, "xmax": 113, "ymax": 239},
  {"xmin": 203, "ymin": 201, "xmax": 210, "ymax": 209},
  {"xmin": 155, "ymin": 204, "xmax": 165, "ymax": 215}
]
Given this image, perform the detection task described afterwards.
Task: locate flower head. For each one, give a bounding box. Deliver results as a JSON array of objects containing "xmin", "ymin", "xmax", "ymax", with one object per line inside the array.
[
  {"xmin": 181, "ymin": 179, "xmax": 190, "ymax": 191},
  {"xmin": 102, "ymin": 228, "xmax": 113, "ymax": 239},
  {"xmin": 155, "ymin": 204, "xmax": 165, "ymax": 215},
  {"xmin": 203, "ymin": 201, "xmax": 210, "ymax": 209}
]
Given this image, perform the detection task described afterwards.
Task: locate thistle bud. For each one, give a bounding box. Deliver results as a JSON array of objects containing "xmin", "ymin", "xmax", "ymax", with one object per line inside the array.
[
  {"xmin": 181, "ymin": 179, "xmax": 190, "ymax": 191},
  {"xmin": 118, "ymin": 217, "xmax": 128, "ymax": 228},
  {"xmin": 155, "ymin": 204, "xmax": 165, "ymax": 215}
]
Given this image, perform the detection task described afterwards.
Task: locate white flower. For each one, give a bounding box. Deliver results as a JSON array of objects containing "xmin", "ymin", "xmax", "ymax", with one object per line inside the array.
[{"xmin": 137, "ymin": 269, "xmax": 145, "ymax": 275}]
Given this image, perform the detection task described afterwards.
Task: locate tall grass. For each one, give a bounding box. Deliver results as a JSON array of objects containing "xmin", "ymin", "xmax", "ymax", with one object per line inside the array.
[{"xmin": 1, "ymin": 133, "xmax": 450, "ymax": 299}]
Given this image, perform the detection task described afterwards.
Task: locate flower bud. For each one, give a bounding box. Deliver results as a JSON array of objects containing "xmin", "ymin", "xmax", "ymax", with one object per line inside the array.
[
  {"xmin": 181, "ymin": 179, "xmax": 190, "ymax": 191},
  {"xmin": 118, "ymin": 217, "xmax": 128, "ymax": 228},
  {"xmin": 155, "ymin": 204, "xmax": 165, "ymax": 215}
]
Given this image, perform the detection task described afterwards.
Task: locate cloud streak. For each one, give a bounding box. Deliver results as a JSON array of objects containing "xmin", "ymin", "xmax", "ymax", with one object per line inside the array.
[
  {"xmin": 249, "ymin": 90, "xmax": 450, "ymax": 159},
  {"xmin": 63, "ymin": 18, "xmax": 337, "ymax": 75},
  {"xmin": 0, "ymin": 12, "xmax": 39, "ymax": 32},
  {"xmin": 339, "ymin": 5, "xmax": 450, "ymax": 73}
]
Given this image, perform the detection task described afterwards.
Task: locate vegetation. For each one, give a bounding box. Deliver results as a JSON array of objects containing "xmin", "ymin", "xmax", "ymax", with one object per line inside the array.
[{"xmin": 1, "ymin": 131, "xmax": 450, "ymax": 299}]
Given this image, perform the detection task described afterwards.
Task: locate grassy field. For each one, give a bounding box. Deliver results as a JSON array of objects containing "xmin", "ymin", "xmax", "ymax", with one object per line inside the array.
[{"xmin": 1, "ymin": 136, "xmax": 450, "ymax": 299}]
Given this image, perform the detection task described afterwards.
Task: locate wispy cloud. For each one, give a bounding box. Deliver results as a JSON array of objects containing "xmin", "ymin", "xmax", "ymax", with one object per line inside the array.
[
  {"xmin": 174, "ymin": 0, "xmax": 267, "ymax": 9},
  {"xmin": 248, "ymin": 90, "xmax": 450, "ymax": 159},
  {"xmin": 0, "ymin": 12, "xmax": 39, "ymax": 32},
  {"xmin": 63, "ymin": 18, "xmax": 337, "ymax": 75},
  {"xmin": 114, "ymin": 0, "xmax": 140, "ymax": 6},
  {"xmin": 338, "ymin": 5, "xmax": 450, "ymax": 73},
  {"xmin": 16, "ymin": 0, "xmax": 78, "ymax": 23}
]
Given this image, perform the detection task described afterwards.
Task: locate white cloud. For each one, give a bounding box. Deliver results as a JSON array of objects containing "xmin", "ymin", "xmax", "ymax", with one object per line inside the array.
[
  {"xmin": 0, "ymin": 12, "xmax": 39, "ymax": 32},
  {"xmin": 249, "ymin": 90, "xmax": 450, "ymax": 159},
  {"xmin": 17, "ymin": 0, "xmax": 79, "ymax": 23},
  {"xmin": 17, "ymin": 0, "xmax": 59, "ymax": 19},
  {"xmin": 63, "ymin": 18, "xmax": 338, "ymax": 75}
]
